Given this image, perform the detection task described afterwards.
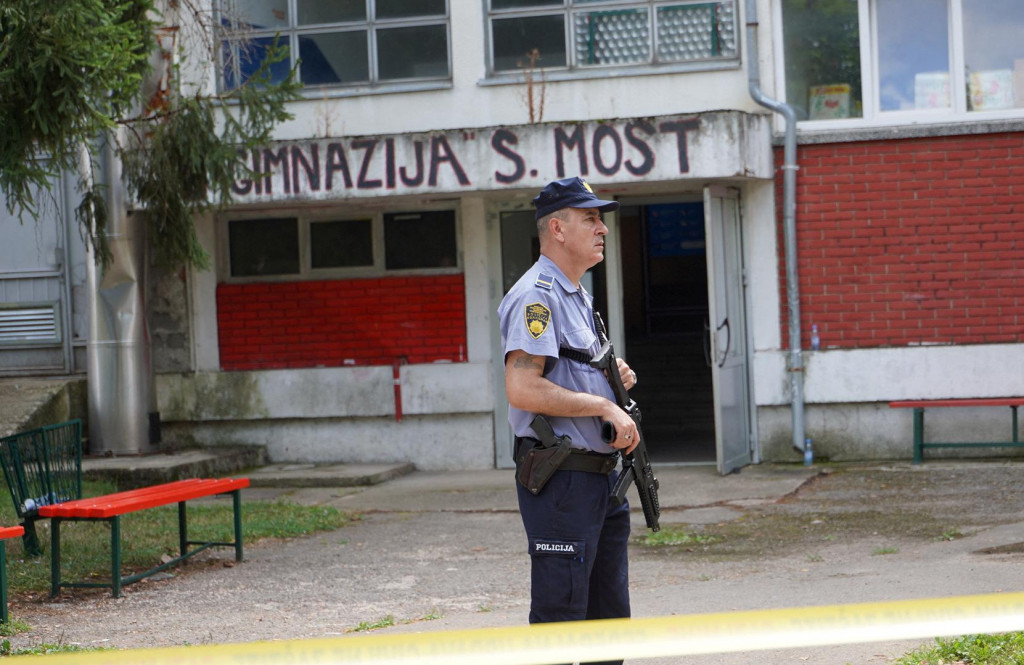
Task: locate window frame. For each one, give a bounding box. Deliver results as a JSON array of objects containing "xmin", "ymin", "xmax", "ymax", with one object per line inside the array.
[
  {"xmin": 773, "ymin": 0, "xmax": 1024, "ymax": 130},
  {"xmin": 483, "ymin": 0, "xmax": 742, "ymax": 83},
  {"xmin": 218, "ymin": 208, "xmax": 462, "ymax": 283},
  {"xmin": 217, "ymin": 0, "xmax": 453, "ymax": 97}
]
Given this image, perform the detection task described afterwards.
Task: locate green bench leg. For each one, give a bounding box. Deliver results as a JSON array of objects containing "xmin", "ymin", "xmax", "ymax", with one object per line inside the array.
[
  {"xmin": 111, "ymin": 517, "xmax": 122, "ymax": 599},
  {"xmin": 178, "ymin": 501, "xmax": 188, "ymax": 559},
  {"xmin": 1013, "ymin": 406, "xmax": 1019, "ymax": 445},
  {"xmin": 1, "ymin": 541, "xmax": 8, "ymax": 624},
  {"xmin": 912, "ymin": 407, "xmax": 925, "ymax": 464},
  {"xmin": 233, "ymin": 489, "xmax": 244, "ymax": 562},
  {"xmin": 21, "ymin": 517, "xmax": 42, "ymax": 559},
  {"xmin": 50, "ymin": 518, "xmax": 61, "ymax": 597}
]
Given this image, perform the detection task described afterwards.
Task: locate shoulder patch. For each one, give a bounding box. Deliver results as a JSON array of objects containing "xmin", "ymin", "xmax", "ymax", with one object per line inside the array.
[
  {"xmin": 524, "ymin": 303, "xmax": 551, "ymax": 340},
  {"xmin": 535, "ymin": 273, "xmax": 554, "ymax": 290}
]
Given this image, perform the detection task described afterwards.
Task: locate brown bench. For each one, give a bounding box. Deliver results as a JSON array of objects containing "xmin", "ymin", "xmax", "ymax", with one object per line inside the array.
[{"xmin": 889, "ymin": 398, "xmax": 1024, "ymax": 463}]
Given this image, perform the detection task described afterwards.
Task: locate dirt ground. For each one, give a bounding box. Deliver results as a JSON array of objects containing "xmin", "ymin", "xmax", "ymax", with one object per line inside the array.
[{"xmin": 7, "ymin": 461, "xmax": 1024, "ymax": 664}]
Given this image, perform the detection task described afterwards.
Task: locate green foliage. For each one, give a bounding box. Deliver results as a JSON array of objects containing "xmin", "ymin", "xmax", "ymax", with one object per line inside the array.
[
  {"xmin": 122, "ymin": 36, "xmax": 300, "ymax": 268},
  {"xmin": 0, "ymin": 640, "xmax": 112, "ymax": 656},
  {"xmin": 0, "ymin": 0, "xmax": 153, "ymax": 215},
  {"xmin": 893, "ymin": 632, "xmax": 1024, "ymax": 665},
  {"xmin": 640, "ymin": 526, "xmax": 719, "ymax": 547},
  {"xmin": 350, "ymin": 615, "xmax": 395, "ymax": 633},
  {"xmin": 0, "ymin": 0, "xmax": 302, "ymax": 270},
  {"xmin": 0, "ymin": 618, "xmax": 30, "ymax": 637}
]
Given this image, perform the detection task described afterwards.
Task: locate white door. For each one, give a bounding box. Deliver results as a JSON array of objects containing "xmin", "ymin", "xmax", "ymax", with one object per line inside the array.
[
  {"xmin": 703, "ymin": 187, "xmax": 752, "ymax": 474},
  {"xmin": 0, "ymin": 175, "xmax": 76, "ymax": 375}
]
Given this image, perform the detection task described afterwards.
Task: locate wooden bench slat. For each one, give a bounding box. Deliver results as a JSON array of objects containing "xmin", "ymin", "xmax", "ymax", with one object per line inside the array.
[
  {"xmin": 38, "ymin": 478, "xmax": 250, "ymax": 519},
  {"xmin": 890, "ymin": 398, "xmax": 1024, "ymax": 409},
  {"xmin": 0, "ymin": 526, "xmax": 24, "ymax": 541}
]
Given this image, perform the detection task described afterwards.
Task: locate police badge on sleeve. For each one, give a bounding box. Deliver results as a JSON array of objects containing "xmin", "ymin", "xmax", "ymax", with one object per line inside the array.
[{"xmin": 524, "ymin": 303, "xmax": 551, "ymax": 339}]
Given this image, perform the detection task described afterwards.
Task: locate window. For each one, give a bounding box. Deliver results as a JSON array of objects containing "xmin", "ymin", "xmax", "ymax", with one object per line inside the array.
[
  {"xmin": 219, "ymin": 0, "xmax": 450, "ymax": 90},
  {"xmin": 780, "ymin": 0, "xmax": 1024, "ymax": 124},
  {"xmin": 224, "ymin": 211, "xmax": 459, "ymax": 280},
  {"xmin": 488, "ymin": 0, "xmax": 738, "ymax": 75},
  {"xmin": 229, "ymin": 218, "xmax": 300, "ymax": 277}
]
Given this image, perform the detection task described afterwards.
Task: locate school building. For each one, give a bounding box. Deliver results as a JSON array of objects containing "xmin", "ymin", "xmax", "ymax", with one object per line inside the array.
[{"xmin": 1, "ymin": 0, "xmax": 1021, "ymax": 472}]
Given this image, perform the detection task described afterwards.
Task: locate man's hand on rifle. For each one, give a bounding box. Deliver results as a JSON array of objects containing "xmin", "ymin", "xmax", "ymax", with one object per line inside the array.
[
  {"xmin": 616, "ymin": 357, "xmax": 637, "ymax": 390},
  {"xmin": 600, "ymin": 402, "xmax": 640, "ymax": 454}
]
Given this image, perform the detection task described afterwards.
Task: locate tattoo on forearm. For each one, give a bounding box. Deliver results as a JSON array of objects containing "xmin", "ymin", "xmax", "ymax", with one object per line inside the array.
[{"xmin": 513, "ymin": 353, "xmax": 544, "ymax": 371}]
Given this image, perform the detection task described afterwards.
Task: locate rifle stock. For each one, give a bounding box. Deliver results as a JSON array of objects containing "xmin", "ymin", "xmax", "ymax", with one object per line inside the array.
[{"xmin": 592, "ymin": 341, "xmax": 661, "ymax": 532}]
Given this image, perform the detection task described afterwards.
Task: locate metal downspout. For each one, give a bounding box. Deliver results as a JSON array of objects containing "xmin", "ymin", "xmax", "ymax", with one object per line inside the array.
[
  {"xmin": 85, "ymin": 134, "xmax": 154, "ymax": 455},
  {"xmin": 744, "ymin": 0, "xmax": 807, "ymax": 459}
]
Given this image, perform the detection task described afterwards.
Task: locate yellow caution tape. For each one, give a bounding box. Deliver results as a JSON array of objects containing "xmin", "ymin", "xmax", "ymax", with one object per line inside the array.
[{"xmin": 19, "ymin": 592, "xmax": 1024, "ymax": 665}]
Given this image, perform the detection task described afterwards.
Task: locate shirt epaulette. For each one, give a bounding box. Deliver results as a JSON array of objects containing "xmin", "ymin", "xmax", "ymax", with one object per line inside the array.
[{"xmin": 535, "ymin": 273, "xmax": 554, "ymax": 290}]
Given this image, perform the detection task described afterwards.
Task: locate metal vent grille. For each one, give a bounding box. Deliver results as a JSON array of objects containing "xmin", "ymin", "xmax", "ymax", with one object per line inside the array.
[{"xmin": 0, "ymin": 304, "xmax": 60, "ymax": 344}]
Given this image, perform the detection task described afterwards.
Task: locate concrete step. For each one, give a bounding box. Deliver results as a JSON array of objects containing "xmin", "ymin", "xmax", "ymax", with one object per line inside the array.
[
  {"xmin": 81, "ymin": 449, "xmax": 416, "ymax": 490},
  {"xmin": 83, "ymin": 447, "xmax": 268, "ymax": 490},
  {"xmin": 247, "ymin": 462, "xmax": 416, "ymax": 488}
]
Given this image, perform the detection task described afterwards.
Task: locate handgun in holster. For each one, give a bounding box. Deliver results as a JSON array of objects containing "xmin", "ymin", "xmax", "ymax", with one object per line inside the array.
[{"xmin": 515, "ymin": 415, "xmax": 573, "ymax": 495}]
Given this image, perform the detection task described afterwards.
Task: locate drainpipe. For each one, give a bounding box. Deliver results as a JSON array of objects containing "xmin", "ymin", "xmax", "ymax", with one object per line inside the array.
[
  {"xmin": 744, "ymin": 0, "xmax": 807, "ymax": 460},
  {"xmin": 85, "ymin": 132, "xmax": 154, "ymax": 456}
]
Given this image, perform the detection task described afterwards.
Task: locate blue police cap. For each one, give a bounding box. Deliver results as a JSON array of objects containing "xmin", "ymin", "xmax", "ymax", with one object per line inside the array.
[{"xmin": 532, "ymin": 177, "xmax": 620, "ymax": 220}]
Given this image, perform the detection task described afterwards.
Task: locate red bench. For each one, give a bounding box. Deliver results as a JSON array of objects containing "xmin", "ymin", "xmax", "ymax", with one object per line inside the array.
[
  {"xmin": 889, "ymin": 398, "xmax": 1024, "ymax": 463},
  {"xmin": 38, "ymin": 478, "xmax": 249, "ymax": 598},
  {"xmin": 0, "ymin": 525, "xmax": 24, "ymax": 623}
]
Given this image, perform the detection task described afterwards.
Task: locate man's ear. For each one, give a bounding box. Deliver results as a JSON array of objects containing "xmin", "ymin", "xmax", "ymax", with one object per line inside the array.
[{"xmin": 548, "ymin": 215, "xmax": 564, "ymax": 242}]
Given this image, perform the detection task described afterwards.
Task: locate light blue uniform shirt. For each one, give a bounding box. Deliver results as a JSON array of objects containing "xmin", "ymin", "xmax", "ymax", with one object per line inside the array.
[{"xmin": 498, "ymin": 255, "xmax": 616, "ymax": 454}]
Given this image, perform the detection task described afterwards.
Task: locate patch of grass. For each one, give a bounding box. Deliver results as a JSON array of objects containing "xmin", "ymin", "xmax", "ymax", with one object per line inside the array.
[
  {"xmin": 639, "ymin": 526, "xmax": 719, "ymax": 547},
  {"xmin": 871, "ymin": 546, "xmax": 900, "ymax": 556},
  {"xmin": 640, "ymin": 507, "xmax": 952, "ymax": 562},
  {"xmin": 0, "ymin": 639, "xmax": 112, "ymax": 656},
  {"xmin": 0, "ymin": 481, "xmax": 355, "ymax": 596},
  {"xmin": 936, "ymin": 528, "xmax": 965, "ymax": 542},
  {"xmin": 349, "ymin": 615, "xmax": 395, "ymax": 632},
  {"xmin": 892, "ymin": 632, "xmax": 1024, "ymax": 664},
  {"xmin": 410, "ymin": 610, "xmax": 443, "ymax": 623},
  {"xmin": 0, "ymin": 619, "xmax": 30, "ymax": 637}
]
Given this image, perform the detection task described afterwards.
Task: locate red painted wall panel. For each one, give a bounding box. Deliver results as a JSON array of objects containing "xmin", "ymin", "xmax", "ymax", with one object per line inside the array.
[
  {"xmin": 217, "ymin": 275, "xmax": 467, "ymax": 370},
  {"xmin": 776, "ymin": 132, "xmax": 1024, "ymax": 349}
]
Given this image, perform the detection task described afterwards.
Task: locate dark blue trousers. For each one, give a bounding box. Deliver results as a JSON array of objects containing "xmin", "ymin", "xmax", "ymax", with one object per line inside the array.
[{"xmin": 517, "ymin": 468, "xmax": 631, "ymax": 665}]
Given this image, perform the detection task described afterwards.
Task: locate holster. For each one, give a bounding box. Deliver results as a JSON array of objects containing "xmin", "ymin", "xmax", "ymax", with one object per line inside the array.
[
  {"xmin": 514, "ymin": 416, "xmax": 619, "ymax": 494},
  {"xmin": 514, "ymin": 415, "xmax": 572, "ymax": 495}
]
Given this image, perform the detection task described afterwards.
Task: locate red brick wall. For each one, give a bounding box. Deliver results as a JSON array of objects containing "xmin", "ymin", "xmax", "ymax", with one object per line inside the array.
[
  {"xmin": 776, "ymin": 132, "xmax": 1024, "ymax": 349},
  {"xmin": 217, "ymin": 275, "xmax": 467, "ymax": 370}
]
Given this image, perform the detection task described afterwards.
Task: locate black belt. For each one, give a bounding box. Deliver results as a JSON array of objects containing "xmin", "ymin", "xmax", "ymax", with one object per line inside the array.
[{"xmin": 514, "ymin": 437, "xmax": 618, "ymax": 475}]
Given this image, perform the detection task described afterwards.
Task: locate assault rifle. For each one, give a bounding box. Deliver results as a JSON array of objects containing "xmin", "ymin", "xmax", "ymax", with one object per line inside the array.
[{"xmin": 590, "ymin": 316, "xmax": 661, "ymax": 532}]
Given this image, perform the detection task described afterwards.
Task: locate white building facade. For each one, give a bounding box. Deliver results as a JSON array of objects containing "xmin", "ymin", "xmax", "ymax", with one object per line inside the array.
[{"xmin": 4, "ymin": 0, "xmax": 1022, "ymax": 470}]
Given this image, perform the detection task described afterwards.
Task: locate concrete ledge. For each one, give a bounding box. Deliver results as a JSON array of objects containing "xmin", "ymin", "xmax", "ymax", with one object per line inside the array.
[
  {"xmin": 82, "ymin": 447, "xmax": 268, "ymax": 490},
  {"xmin": 247, "ymin": 462, "xmax": 416, "ymax": 488}
]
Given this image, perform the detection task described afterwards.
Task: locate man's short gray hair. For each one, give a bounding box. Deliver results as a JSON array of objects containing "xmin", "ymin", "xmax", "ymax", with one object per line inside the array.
[{"xmin": 536, "ymin": 209, "xmax": 563, "ymax": 238}]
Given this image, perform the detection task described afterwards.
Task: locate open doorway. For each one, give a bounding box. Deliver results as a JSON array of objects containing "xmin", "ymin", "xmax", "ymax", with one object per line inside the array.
[{"xmin": 619, "ymin": 200, "xmax": 716, "ymax": 464}]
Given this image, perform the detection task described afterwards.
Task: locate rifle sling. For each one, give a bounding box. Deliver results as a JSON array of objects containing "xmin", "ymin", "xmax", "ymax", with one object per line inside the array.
[{"xmin": 558, "ymin": 346, "xmax": 593, "ymax": 364}]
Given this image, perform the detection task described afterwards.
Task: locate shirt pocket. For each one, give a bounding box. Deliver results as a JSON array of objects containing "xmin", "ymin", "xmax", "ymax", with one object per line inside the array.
[{"xmin": 563, "ymin": 327, "xmax": 597, "ymax": 354}]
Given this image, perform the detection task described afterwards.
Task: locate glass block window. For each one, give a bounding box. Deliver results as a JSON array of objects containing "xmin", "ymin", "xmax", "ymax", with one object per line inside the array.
[
  {"xmin": 489, "ymin": 0, "xmax": 739, "ymax": 74},
  {"xmin": 219, "ymin": 0, "xmax": 450, "ymax": 90}
]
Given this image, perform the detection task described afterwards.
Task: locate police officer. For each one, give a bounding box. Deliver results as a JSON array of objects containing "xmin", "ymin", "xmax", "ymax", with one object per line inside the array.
[{"xmin": 498, "ymin": 176, "xmax": 639, "ymax": 665}]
